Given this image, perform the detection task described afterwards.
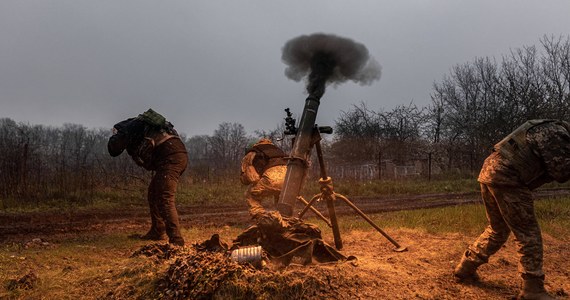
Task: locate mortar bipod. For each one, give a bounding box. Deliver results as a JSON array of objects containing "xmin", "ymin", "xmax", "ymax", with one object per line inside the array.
[{"xmin": 297, "ymin": 127, "xmax": 407, "ymax": 252}]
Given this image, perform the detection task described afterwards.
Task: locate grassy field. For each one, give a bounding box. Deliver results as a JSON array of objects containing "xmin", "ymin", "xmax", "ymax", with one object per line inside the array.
[
  {"xmin": 0, "ymin": 177, "xmax": 483, "ymax": 212},
  {"xmin": 1, "ymin": 195, "xmax": 568, "ymax": 299},
  {"xmin": 311, "ymin": 196, "xmax": 570, "ymax": 237},
  {"xmin": 2, "ymin": 176, "xmax": 569, "ymax": 212}
]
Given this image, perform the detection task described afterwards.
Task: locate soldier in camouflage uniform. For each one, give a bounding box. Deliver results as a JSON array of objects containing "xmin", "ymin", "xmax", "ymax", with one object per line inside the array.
[
  {"xmin": 108, "ymin": 109, "xmax": 188, "ymax": 246},
  {"xmin": 240, "ymin": 138, "xmax": 288, "ymax": 218},
  {"xmin": 454, "ymin": 119, "xmax": 570, "ymax": 300}
]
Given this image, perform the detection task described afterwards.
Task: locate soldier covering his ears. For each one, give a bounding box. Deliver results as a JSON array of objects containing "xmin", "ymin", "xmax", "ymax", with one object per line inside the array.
[
  {"xmin": 240, "ymin": 138, "xmax": 288, "ymax": 218},
  {"xmin": 454, "ymin": 119, "xmax": 570, "ymax": 300},
  {"xmin": 108, "ymin": 109, "xmax": 188, "ymax": 246}
]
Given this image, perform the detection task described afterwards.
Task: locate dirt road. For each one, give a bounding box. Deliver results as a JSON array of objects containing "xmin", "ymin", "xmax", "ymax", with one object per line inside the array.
[{"xmin": 1, "ymin": 188, "xmax": 569, "ymax": 241}]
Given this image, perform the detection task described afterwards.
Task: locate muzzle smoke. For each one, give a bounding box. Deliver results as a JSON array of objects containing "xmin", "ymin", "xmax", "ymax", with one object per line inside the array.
[{"xmin": 281, "ymin": 33, "xmax": 381, "ymax": 99}]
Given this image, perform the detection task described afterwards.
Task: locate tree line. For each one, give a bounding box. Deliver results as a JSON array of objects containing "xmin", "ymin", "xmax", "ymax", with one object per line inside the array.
[
  {"xmin": 332, "ymin": 35, "xmax": 570, "ymax": 173},
  {"xmin": 1, "ymin": 35, "xmax": 568, "ymax": 206}
]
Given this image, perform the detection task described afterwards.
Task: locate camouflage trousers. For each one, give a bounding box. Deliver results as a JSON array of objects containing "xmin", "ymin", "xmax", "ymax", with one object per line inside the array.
[
  {"xmin": 463, "ymin": 183, "xmax": 544, "ymax": 278},
  {"xmin": 245, "ymin": 165, "xmax": 287, "ymax": 218}
]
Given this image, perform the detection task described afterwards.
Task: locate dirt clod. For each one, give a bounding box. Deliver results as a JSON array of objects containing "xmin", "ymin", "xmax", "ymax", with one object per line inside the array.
[{"xmin": 6, "ymin": 271, "xmax": 38, "ymax": 291}]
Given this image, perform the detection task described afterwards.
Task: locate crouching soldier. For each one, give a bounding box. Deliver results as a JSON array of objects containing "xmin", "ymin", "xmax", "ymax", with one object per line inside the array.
[
  {"xmin": 108, "ymin": 109, "xmax": 188, "ymax": 246},
  {"xmin": 454, "ymin": 119, "xmax": 570, "ymax": 300},
  {"xmin": 240, "ymin": 138, "xmax": 288, "ymax": 218}
]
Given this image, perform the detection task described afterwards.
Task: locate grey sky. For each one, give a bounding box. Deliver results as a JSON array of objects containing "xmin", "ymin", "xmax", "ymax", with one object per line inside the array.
[{"xmin": 1, "ymin": 1, "xmax": 569, "ymax": 137}]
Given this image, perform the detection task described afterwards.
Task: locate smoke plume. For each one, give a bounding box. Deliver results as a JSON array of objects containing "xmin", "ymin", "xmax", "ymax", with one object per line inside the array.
[{"xmin": 281, "ymin": 33, "xmax": 381, "ymax": 99}]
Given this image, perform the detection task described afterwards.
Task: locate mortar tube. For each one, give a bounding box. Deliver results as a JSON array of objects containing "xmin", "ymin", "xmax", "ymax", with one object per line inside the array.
[{"xmin": 278, "ymin": 95, "xmax": 321, "ymax": 217}]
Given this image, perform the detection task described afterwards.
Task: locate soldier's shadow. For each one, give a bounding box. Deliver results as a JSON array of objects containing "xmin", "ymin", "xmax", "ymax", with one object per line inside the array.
[
  {"xmin": 466, "ymin": 279, "xmax": 517, "ymax": 299},
  {"xmin": 127, "ymin": 233, "xmax": 142, "ymax": 240}
]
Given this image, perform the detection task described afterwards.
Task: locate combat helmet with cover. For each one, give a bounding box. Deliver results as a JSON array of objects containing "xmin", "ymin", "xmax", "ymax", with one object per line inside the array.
[
  {"xmin": 136, "ymin": 108, "xmax": 177, "ymax": 135},
  {"xmin": 248, "ymin": 138, "xmax": 287, "ymax": 175}
]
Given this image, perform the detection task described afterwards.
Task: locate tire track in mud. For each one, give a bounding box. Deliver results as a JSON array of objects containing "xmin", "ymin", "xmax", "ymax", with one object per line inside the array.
[{"xmin": 1, "ymin": 188, "xmax": 569, "ymax": 239}]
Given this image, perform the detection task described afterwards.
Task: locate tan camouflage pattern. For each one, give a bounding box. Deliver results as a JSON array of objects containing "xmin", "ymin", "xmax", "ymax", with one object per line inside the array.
[
  {"xmin": 526, "ymin": 121, "xmax": 570, "ymax": 184},
  {"xmin": 465, "ymin": 120, "xmax": 570, "ymax": 279},
  {"xmin": 245, "ymin": 165, "xmax": 287, "ymax": 217},
  {"xmin": 464, "ymin": 183, "xmax": 543, "ymax": 277},
  {"xmin": 478, "ymin": 121, "xmax": 570, "ymax": 187},
  {"xmin": 240, "ymin": 151, "xmax": 261, "ymax": 185},
  {"xmin": 240, "ymin": 139, "xmax": 288, "ymax": 217},
  {"xmin": 477, "ymin": 151, "xmax": 521, "ymax": 186}
]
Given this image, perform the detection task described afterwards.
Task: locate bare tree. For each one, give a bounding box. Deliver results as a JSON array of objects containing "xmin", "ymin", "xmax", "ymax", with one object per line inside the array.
[
  {"xmin": 540, "ymin": 35, "xmax": 570, "ymax": 119},
  {"xmin": 428, "ymin": 35, "xmax": 570, "ymax": 174},
  {"xmin": 332, "ymin": 102, "xmax": 427, "ymax": 164},
  {"xmin": 185, "ymin": 135, "xmax": 212, "ymax": 181},
  {"xmin": 332, "ymin": 102, "xmax": 381, "ymax": 163},
  {"xmin": 254, "ymin": 122, "xmax": 293, "ymax": 153},
  {"xmin": 208, "ymin": 122, "xmax": 249, "ymax": 169}
]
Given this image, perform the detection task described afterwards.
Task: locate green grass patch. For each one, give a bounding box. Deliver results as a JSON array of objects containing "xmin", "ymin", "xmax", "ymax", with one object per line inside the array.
[
  {"xmin": 535, "ymin": 197, "xmax": 570, "ymax": 240},
  {"xmin": 177, "ymin": 181, "xmax": 247, "ymax": 206},
  {"xmin": 312, "ymin": 196, "xmax": 570, "ymax": 238},
  {"xmin": 2, "ymin": 177, "xmax": 569, "ymax": 214},
  {"xmin": 326, "ymin": 178, "xmax": 481, "ymax": 197},
  {"xmin": 312, "ymin": 203, "xmax": 488, "ymax": 236}
]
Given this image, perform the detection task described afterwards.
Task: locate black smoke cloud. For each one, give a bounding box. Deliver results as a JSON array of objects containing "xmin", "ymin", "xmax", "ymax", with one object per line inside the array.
[{"xmin": 281, "ymin": 33, "xmax": 381, "ymax": 99}]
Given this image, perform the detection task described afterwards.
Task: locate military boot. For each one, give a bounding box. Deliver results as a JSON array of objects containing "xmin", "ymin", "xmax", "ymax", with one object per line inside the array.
[
  {"xmin": 168, "ymin": 237, "xmax": 185, "ymax": 247},
  {"xmin": 517, "ymin": 276, "xmax": 556, "ymax": 300},
  {"xmin": 453, "ymin": 251, "xmax": 483, "ymax": 282}
]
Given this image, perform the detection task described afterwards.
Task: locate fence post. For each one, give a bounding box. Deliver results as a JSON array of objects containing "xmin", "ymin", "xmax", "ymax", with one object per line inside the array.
[
  {"xmin": 428, "ymin": 152, "xmax": 432, "ymax": 181},
  {"xmin": 377, "ymin": 151, "xmax": 382, "ymax": 180}
]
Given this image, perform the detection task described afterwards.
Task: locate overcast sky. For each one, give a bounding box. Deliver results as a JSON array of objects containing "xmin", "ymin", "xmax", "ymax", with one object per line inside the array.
[{"xmin": 1, "ymin": 1, "xmax": 569, "ymax": 137}]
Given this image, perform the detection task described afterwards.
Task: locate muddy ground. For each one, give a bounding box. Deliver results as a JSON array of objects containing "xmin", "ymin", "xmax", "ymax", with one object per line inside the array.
[{"xmin": 1, "ymin": 189, "xmax": 569, "ymax": 299}]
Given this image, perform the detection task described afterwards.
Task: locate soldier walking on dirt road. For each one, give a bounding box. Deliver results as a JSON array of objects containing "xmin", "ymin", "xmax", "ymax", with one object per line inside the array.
[
  {"xmin": 107, "ymin": 109, "xmax": 187, "ymax": 246},
  {"xmin": 454, "ymin": 119, "xmax": 570, "ymax": 300},
  {"xmin": 240, "ymin": 138, "xmax": 288, "ymax": 218}
]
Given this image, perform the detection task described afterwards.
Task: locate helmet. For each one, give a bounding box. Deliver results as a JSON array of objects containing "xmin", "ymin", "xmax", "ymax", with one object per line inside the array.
[
  {"xmin": 254, "ymin": 138, "xmax": 273, "ymax": 147},
  {"xmin": 137, "ymin": 108, "xmax": 167, "ymax": 128}
]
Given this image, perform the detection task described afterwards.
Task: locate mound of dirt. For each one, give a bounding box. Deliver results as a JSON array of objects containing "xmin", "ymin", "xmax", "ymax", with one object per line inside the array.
[
  {"xmin": 154, "ymin": 248, "xmax": 364, "ymax": 300},
  {"xmin": 128, "ymin": 226, "xmax": 365, "ymax": 300}
]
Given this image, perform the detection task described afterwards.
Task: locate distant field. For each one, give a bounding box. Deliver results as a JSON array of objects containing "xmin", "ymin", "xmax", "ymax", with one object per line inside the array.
[{"xmin": 3, "ymin": 176, "xmax": 569, "ymax": 212}]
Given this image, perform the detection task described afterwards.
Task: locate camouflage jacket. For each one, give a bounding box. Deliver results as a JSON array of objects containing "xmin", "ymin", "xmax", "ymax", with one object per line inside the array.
[
  {"xmin": 240, "ymin": 143, "xmax": 287, "ymax": 185},
  {"xmin": 478, "ymin": 120, "xmax": 570, "ymax": 189}
]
